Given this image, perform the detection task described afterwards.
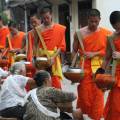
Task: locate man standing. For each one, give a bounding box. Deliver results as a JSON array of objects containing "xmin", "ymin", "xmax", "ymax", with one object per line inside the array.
[
  {"xmin": 25, "ymin": 14, "xmax": 41, "ymax": 62},
  {"xmin": 6, "ymin": 20, "xmax": 25, "ymax": 64},
  {"xmin": 0, "ymin": 16, "xmax": 9, "ymax": 59},
  {"xmin": 0, "ymin": 16, "xmax": 9, "ymax": 49},
  {"xmin": 73, "ymin": 9, "xmax": 112, "ymax": 120},
  {"xmin": 27, "ymin": 8, "xmax": 66, "ymax": 89}
]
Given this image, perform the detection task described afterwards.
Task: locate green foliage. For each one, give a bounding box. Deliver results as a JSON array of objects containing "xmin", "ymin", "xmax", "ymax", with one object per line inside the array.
[{"xmin": 0, "ymin": 12, "xmax": 9, "ymax": 25}]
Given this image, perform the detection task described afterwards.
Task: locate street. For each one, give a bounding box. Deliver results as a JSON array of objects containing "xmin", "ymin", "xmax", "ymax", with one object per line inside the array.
[{"xmin": 62, "ymin": 78, "xmax": 109, "ymax": 120}]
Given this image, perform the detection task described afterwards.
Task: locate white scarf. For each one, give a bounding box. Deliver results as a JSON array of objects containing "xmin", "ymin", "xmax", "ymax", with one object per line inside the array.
[{"xmin": 30, "ymin": 88, "xmax": 60, "ymax": 118}]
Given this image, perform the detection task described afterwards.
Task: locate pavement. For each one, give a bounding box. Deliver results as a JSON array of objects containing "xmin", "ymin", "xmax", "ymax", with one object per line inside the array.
[{"xmin": 61, "ymin": 78, "xmax": 109, "ymax": 120}]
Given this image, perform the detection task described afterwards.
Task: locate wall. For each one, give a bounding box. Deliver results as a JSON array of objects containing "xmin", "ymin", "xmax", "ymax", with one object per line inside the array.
[
  {"xmin": 93, "ymin": 0, "xmax": 120, "ymax": 31},
  {"xmin": 70, "ymin": 0, "xmax": 78, "ymax": 51}
]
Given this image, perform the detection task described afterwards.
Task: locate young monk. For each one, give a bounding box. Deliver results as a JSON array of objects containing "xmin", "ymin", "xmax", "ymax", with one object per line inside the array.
[
  {"xmin": 23, "ymin": 13, "xmax": 41, "ymax": 62},
  {"xmin": 27, "ymin": 8, "xmax": 66, "ymax": 89},
  {"xmin": 101, "ymin": 11, "xmax": 120, "ymax": 120},
  {"xmin": 0, "ymin": 16, "xmax": 10, "ymax": 60},
  {"xmin": 0, "ymin": 16, "xmax": 9, "ymax": 49},
  {"xmin": 6, "ymin": 20, "xmax": 25, "ymax": 65},
  {"xmin": 73, "ymin": 9, "xmax": 112, "ymax": 120}
]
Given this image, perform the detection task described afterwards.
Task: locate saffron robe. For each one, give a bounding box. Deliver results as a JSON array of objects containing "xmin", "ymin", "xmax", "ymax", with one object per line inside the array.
[
  {"xmin": 6, "ymin": 31, "xmax": 25, "ymax": 64},
  {"xmin": 76, "ymin": 27, "xmax": 112, "ymax": 120},
  {"xmin": 0, "ymin": 26, "xmax": 9, "ymax": 48},
  {"xmin": 104, "ymin": 36, "xmax": 120, "ymax": 120},
  {"xmin": 7, "ymin": 32, "xmax": 25, "ymax": 49},
  {"xmin": 27, "ymin": 24, "xmax": 66, "ymax": 89}
]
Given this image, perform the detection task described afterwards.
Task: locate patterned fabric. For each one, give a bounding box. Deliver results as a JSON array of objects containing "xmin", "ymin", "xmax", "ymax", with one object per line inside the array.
[{"xmin": 24, "ymin": 87, "xmax": 76, "ymax": 120}]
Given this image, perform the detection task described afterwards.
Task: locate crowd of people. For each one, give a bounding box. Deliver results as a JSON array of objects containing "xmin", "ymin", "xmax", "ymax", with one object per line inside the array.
[{"xmin": 0, "ymin": 6, "xmax": 120, "ymax": 120}]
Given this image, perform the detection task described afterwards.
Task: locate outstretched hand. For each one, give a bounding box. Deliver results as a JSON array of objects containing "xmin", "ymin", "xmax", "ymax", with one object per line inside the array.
[
  {"xmin": 84, "ymin": 52, "xmax": 97, "ymax": 58},
  {"xmin": 72, "ymin": 108, "xmax": 83, "ymax": 120}
]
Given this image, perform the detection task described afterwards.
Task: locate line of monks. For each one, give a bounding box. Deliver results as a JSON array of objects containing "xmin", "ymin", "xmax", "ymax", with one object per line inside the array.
[{"xmin": 0, "ymin": 7, "xmax": 120, "ymax": 120}]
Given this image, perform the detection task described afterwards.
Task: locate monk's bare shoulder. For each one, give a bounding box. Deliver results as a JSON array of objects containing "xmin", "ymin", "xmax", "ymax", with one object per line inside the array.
[{"xmin": 79, "ymin": 26, "xmax": 89, "ymax": 37}]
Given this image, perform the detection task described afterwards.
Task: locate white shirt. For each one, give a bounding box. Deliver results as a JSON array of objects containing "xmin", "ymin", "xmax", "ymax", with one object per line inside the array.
[
  {"xmin": 0, "ymin": 75, "xmax": 29, "ymax": 111},
  {"xmin": 0, "ymin": 68, "xmax": 9, "ymax": 78}
]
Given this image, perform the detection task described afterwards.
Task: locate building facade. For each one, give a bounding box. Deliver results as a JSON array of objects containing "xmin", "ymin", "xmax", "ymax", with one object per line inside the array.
[{"xmin": 5, "ymin": 0, "xmax": 120, "ymax": 51}]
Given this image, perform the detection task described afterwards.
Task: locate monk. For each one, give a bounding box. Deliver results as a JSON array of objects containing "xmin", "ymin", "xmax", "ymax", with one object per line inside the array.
[
  {"xmin": 24, "ymin": 14, "xmax": 41, "ymax": 62},
  {"xmin": 0, "ymin": 16, "xmax": 9, "ymax": 49},
  {"xmin": 101, "ymin": 11, "xmax": 120, "ymax": 120},
  {"xmin": 21, "ymin": 14, "xmax": 40, "ymax": 78},
  {"xmin": 73, "ymin": 9, "xmax": 112, "ymax": 120},
  {"xmin": 0, "ymin": 16, "xmax": 9, "ymax": 59},
  {"xmin": 27, "ymin": 8, "xmax": 66, "ymax": 89},
  {"xmin": 6, "ymin": 20, "xmax": 25, "ymax": 64}
]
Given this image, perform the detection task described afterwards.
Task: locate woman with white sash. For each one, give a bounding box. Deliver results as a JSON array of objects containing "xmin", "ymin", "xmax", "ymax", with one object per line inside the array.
[
  {"xmin": 24, "ymin": 70, "xmax": 83, "ymax": 120},
  {"xmin": 0, "ymin": 62, "xmax": 35, "ymax": 120}
]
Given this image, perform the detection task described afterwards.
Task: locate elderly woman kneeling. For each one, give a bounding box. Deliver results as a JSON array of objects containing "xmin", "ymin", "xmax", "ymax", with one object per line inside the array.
[
  {"xmin": 0, "ymin": 62, "xmax": 35, "ymax": 120},
  {"xmin": 24, "ymin": 70, "xmax": 83, "ymax": 120}
]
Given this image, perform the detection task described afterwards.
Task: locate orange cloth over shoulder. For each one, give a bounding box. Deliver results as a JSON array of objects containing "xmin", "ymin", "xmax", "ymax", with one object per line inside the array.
[
  {"xmin": 27, "ymin": 24, "xmax": 66, "ymax": 61},
  {"xmin": 40, "ymin": 24, "xmax": 66, "ymax": 51},
  {"xmin": 9, "ymin": 31, "xmax": 25, "ymax": 49}
]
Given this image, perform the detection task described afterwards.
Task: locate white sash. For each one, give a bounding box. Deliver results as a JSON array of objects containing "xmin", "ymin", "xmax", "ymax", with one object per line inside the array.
[{"xmin": 30, "ymin": 88, "xmax": 60, "ymax": 118}]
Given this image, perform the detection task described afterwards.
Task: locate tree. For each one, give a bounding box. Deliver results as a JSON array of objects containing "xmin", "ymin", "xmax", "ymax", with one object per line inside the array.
[{"xmin": 0, "ymin": 12, "xmax": 9, "ymax": 25}]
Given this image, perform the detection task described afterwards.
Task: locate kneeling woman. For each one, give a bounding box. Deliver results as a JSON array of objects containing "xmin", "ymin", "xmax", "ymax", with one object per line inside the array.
[
  {"xmin": 0, "ymin": 62, "xmax": 35, "ymax": 120},
  {"xmin": 24, "ymin": 70, "xmax": 83, "ymax": 120}
]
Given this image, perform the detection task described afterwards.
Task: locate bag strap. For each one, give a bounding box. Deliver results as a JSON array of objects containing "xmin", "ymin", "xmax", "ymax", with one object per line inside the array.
[
  {"xmin": 73, "ymin": 30, "xmax": 85, "ymax": 69},
  {"xmin": 71, "ymin": 52, "xmax": 78, "ymax": 67},
  {"xmin": 108, "ymin": 35, "xmax": 117, "ymax": 78},
  {"xmin": 31, "ymin": 30, "xmax": 39, "ymax": 57},
  {"xmin": 1, "ymin": 35, "xmax": 10, "ymax": 57},
  {"xmin": 35, "ymin": 27, "xmax": 50, "ymax": 59},
  {"xmin": 76, "ymin": 30, "xmax": 85, "ymax": 52},
  {"xmin": 7, "ymin": 35, "xmax": 13, "ymax": 50}
]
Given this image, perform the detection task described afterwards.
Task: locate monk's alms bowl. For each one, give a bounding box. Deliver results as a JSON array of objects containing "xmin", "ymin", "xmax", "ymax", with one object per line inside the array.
[
  {"xmin": 33, "ymin": 57, "xmax": 51, "ymax": 69},
  {"xmin": 62, "ymin": 65, "xmax": 84, "ymax": 83}
]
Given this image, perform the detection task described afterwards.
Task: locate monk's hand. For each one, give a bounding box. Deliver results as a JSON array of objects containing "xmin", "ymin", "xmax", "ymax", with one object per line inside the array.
[
  {"xmin": 84, "ymin": 52, "xmax": 96, "ymax": 58},
  {"xmin": 112, "ymin": 51, "xmax": 120, "ymax": 59},
  {"xmin": 72, "ymin": 108, "xmax": 83, "ymax": 120}
]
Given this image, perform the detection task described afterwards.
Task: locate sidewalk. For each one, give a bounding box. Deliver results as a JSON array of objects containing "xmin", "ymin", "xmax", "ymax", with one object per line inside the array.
[{"xmin": 62, "ymin": 78, "xmax": 109, "ymax": 120}]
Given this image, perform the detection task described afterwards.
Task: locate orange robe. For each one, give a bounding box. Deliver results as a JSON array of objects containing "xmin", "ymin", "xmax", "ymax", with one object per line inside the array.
[
  {"xmin": 6, "ymin": 31, "xmax": 25, "ymax": 64},
  {"xmin": 8, "ymin": 31, "xmax": 25, "ymax": 49},
  {"xmin": 0, "ymin": 26, "xmax": 9, "ymax": 48},
  {"xmin": 104, "ymin": 37, "xmax": 120, "ymax": 120},
  {"xmin": 27, "ymin": 24, "xmax": 66, "ymax": 89},
  {"xmin": 77, "ymin": 27, "xmax": 112, "ymax": 120}
]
